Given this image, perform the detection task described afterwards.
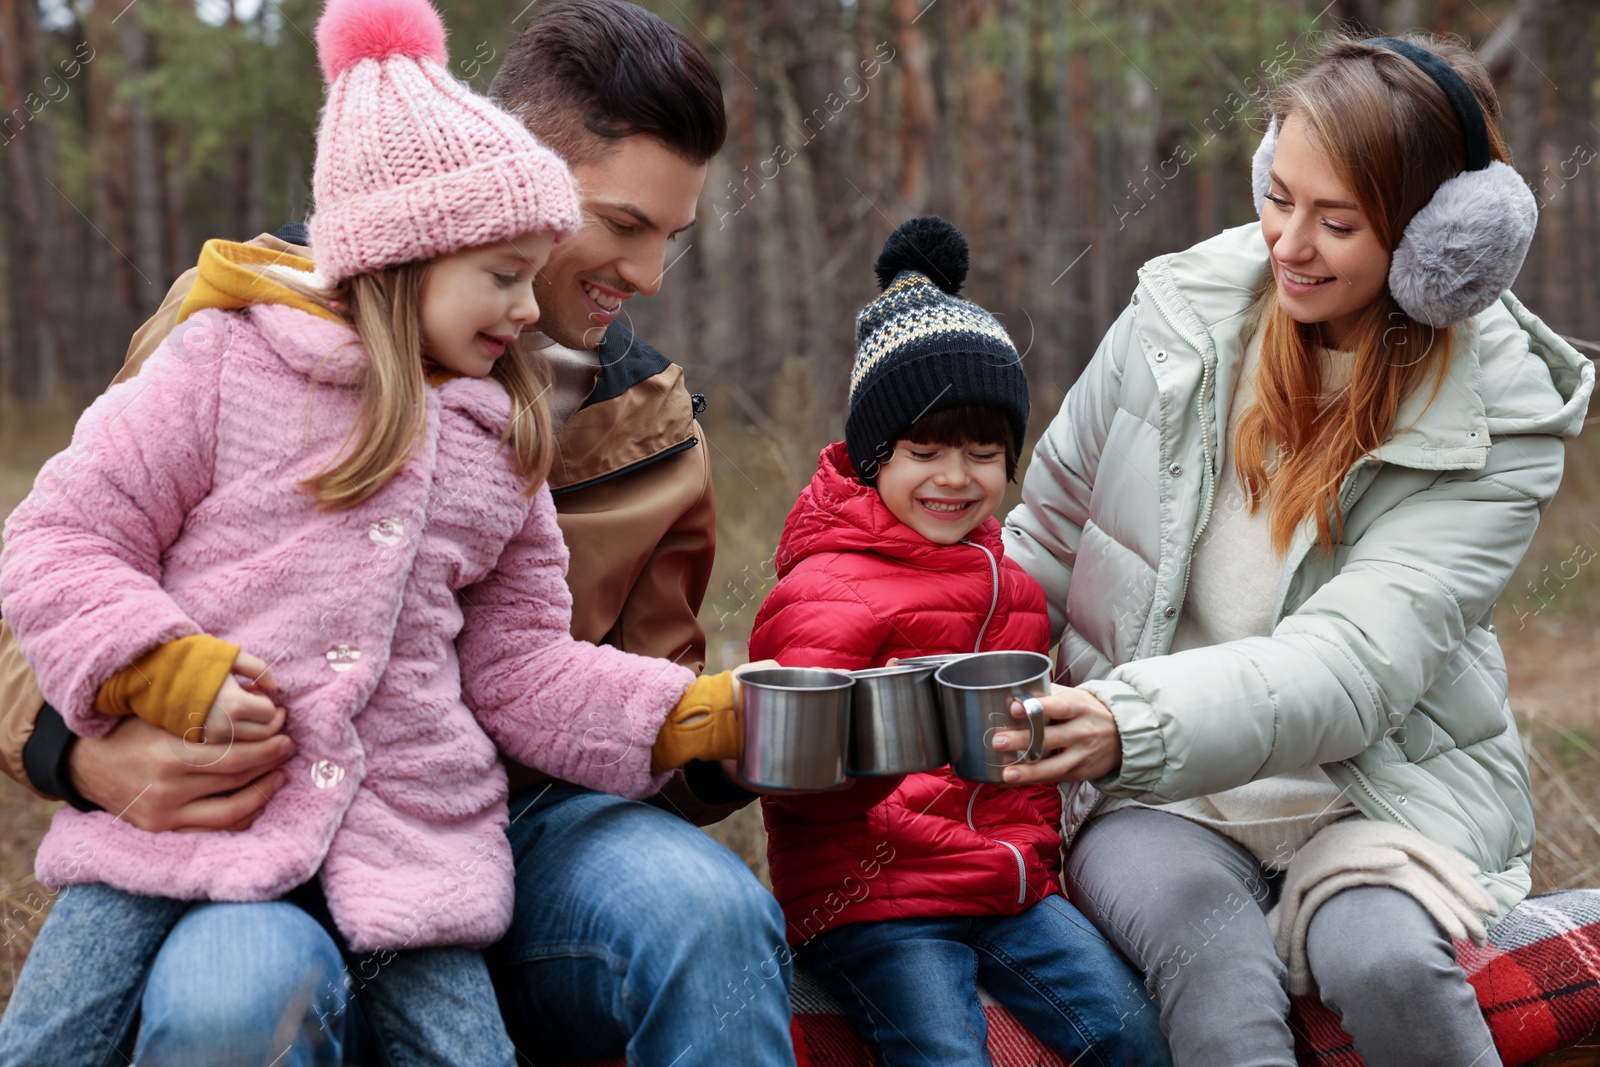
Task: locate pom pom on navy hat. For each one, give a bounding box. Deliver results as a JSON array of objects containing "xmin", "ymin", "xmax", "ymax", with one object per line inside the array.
[
  {"xmin": 873, "ymin": 215, "xmax": 971, "ymax": 294},
  {"xmin": 845, "ymin": 216, "xmax": 1027, "ymax": 485}
]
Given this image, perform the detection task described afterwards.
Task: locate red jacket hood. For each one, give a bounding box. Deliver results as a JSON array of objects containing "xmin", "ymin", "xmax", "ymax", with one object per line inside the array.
[{"xmin": 775, "ymin": 442, "xmax": 1006, "ymax": 578}]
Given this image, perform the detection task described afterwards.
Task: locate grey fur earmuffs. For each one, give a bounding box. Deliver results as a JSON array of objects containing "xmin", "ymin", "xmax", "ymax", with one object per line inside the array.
[{"xmin": 1251, "ymin": 37, "xmax": 1538, "ymax": 328}]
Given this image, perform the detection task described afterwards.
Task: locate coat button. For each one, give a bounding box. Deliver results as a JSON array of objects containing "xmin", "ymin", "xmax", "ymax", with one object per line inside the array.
[
  {"xmin": 1131, "ymin": 292, "xmax": 1140, "ymax": 305},
  {"xmin": 310, "ymin": 760, "xmax": 345, "ymax": 789},
  {"xmin": 369, "ymin": 518, "xmax": 404, "ymax": 547},
  {"xmin": 1169, "ymin": 463, "xmax": 1182, "ymax": 476},
  {"xmin": 1153, "ymin": 350, "xmax": 1168, "ymax": 363},
  {"xmin": 326, "ymin": 644, "xmax": 361, "ymax": 672},
  {"xmin": 1163, "ymin": 606, "xmax": 1177, "ymax": 619}
]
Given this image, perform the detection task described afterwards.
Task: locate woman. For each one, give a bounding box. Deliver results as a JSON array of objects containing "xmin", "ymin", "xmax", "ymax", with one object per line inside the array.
[{"xmin": 997, "ymin": 33, "xmax": 1593, "ymax": 1067}]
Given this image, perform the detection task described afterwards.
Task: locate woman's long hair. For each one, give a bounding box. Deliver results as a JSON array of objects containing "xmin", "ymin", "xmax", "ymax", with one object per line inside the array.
[
  {"xmin": 279, "ymin": 262, "xmax": 554, "ymax": 511},
  {"xmin": 1238, "ymin": 34, "xmax": 1512, "ymax": 555}
]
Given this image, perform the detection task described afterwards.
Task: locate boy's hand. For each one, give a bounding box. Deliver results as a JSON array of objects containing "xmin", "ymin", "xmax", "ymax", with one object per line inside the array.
[{"xmin": 198, "ymin": 650, "xmax": 284, "ymax": 744}]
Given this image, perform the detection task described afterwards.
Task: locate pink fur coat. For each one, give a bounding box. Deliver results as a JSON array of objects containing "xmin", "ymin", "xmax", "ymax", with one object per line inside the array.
[{"xmin": 0, "ymin": 303, "xmax": 694, "ymax": 951}]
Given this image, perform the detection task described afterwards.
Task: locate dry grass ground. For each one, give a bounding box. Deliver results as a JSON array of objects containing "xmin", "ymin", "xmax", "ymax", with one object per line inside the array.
[{"xmin": 1, "ymin": 412, "xmax": 1596, "ymax": 1062}]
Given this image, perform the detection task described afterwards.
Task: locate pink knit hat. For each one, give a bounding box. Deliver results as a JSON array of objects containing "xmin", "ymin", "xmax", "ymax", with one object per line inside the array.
[{"xmin": 307, "ymin": 0, "xmax": 581, "ymax": 283}]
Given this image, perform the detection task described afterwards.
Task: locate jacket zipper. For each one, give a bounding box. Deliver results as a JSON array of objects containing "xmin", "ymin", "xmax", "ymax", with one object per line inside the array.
[
  {"xmin": 1144, "ymin": 281, "xmax": 1218, "ymax": 629},
  {"xmin": 966, "ymin": 785, "xmax": 1028, "ymax": 905},
  {"xmin": 1337, "ymin": 758, "xmax": 1417, "ymax": 831},
  {"xmin": 963, "ymin": 539, "xmax": 1001, "ymax": 653},
  {"xmin": 548, "ymin": 435, "xmax": 698, "ymax": 497}
]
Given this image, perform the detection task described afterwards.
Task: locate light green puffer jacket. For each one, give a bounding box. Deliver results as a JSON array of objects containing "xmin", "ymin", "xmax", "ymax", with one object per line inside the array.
[{"xmin": 1003, "ymin": 223, "xmax": 1594, "ymax": 919}]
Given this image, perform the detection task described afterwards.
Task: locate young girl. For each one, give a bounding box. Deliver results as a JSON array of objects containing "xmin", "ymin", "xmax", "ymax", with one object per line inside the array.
[
  {"xmin": 1001, "ymin": 35, "xmax": 1593, "ymax": 1066},
  {"xmin": 0, "ymin": 0, "xmax": 741, "ymax": 1063},
  {"xmin": 749, "ymin": 217, "xmax": 1169, "ymax": 1067}
]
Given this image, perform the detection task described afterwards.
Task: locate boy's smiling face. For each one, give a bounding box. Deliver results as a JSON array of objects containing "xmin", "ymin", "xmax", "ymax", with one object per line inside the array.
[{"xmin": 875, "ymin": 439, "xmax": 1008, "ymax": 545}]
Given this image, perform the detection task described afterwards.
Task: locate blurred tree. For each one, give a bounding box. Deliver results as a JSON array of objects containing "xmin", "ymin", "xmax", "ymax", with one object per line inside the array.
[{"xmin": 0, "ymin": 0, "xmax": 1589, "ymax": 420}]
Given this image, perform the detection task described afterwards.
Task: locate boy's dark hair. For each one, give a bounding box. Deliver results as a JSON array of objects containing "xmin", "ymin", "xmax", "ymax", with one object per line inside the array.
[
  {"xmin": 901, "ymin": 406, "xmax": 1020, "ymax": 482},
  {"xmin": 488, "ymin": 0, "xmax": 727, "ymax": 167}
]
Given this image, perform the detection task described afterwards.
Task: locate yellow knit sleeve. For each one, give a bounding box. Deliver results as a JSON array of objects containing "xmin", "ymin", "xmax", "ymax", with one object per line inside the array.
[
  {"xmin": 94, "ymin": 635, "xmax": 241, "ymax": 739},
  {"xmin": 650, "ymin": 671, "xmax": 742, "ymax": 772}
]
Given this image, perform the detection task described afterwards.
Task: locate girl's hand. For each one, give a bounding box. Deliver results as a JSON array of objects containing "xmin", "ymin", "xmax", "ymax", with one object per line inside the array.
[
  {"xmin": 199, "ymin": 650, "xmax": 284, "ymax": 744},
  {"xmin": 991, "ymin": 686, "xmax": 1122, "ymax": 784}
]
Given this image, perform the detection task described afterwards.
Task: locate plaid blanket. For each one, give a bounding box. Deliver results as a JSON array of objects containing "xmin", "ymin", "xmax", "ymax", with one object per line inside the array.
[
  {"xmin": 569, "ymin": 889, "xmax": 1600, "ymax": 1067},
  {"xmin": 1292, "ymin": 888, "xmax": 1600, "ymax": 1066}
]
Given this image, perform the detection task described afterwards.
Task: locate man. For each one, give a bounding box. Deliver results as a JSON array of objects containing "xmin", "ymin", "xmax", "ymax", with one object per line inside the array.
[{"xmin": 0, "ymin": 2, "xmax": 790, "ymax": 1063}]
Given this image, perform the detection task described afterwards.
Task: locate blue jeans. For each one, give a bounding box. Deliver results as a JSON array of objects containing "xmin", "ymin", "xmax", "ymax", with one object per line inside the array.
[
  {"xmin": 799, "ymin": 898, "xmax": 1172, "ymax": 1067},
  {"xmin": 487, "ymin": 784, "xmax": 797, "ymax": 1065},
  {"xmin": 2, "ymin": 787, "xmax": 795, "ymax": 1066},
  {"xmin": 0, "ymin": 881, "xmax": 515, "ymax": 1067}
]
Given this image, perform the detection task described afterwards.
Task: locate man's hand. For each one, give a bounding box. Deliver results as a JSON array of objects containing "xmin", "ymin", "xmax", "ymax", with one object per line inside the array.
[
  {"xmin": 199, "ymin": 650, "xmax": 284, "ymax": 744},
  {"xmin": 991, "ymin": 686, "xmax": 1122, "ymax": 785},
  {"xmin": 71, "ymin": 656, "xmax": 296, "ymax": 833}
]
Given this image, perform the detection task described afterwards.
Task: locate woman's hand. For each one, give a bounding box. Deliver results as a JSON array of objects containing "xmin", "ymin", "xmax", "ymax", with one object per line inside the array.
[{"xmin": 992, "ymin": 686, "xmax": 1122, "ymax": 784}]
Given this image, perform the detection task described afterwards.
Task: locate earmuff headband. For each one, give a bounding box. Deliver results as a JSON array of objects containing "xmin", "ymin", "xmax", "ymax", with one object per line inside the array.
[
  {"xmin": 1250, "ymin": 36, "xmax": 1537, "ymax": 327},
  {"xmin": 1367, "ymin": 37, "xmax": 1491, "ymax": 172}
]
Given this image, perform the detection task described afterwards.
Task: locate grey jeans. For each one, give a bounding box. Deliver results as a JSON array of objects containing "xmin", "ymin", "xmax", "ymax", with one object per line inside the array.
[{"xmin": 1066, "ymin": 806, "xmax": 1500, "ymax": 1067}]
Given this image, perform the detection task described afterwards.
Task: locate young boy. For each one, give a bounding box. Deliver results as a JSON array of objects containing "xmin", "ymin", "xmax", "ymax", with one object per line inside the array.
[{"xmin": 749, "ymin": 217, "xmax": 1169, "ymax": 1067}]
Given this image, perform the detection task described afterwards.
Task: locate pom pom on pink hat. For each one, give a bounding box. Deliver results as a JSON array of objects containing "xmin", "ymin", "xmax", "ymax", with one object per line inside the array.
[
  {"xmin": 306, "ymin": 0, "xmax": 581, "ymax": 283},
  {"xmin": 316, "ymin": 0, "xmax": 448, "ymax": 83}
]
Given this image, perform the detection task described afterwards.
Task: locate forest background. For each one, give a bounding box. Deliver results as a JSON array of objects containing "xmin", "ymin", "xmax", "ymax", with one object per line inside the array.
[{"xmin": 1, "ymin": 0, "xmax": 1598, "ymax": 1027}]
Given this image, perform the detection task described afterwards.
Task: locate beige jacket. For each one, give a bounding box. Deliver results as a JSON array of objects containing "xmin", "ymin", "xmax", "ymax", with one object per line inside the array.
[{"xmin": 1, "ymin": 233, "xmax": 737, "ymax": 821}]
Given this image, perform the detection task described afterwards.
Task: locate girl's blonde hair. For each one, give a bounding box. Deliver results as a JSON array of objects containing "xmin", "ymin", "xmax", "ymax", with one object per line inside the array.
[
  {"xmin": 1237, "ymin": 33, "xmax": 1510, "ymax": 556},
  {"xmin": 282, "ymin": 261, "xmax": 554, "ymax": 511}
]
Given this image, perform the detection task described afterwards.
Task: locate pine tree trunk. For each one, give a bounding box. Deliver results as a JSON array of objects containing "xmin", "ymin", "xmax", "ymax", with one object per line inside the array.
[
  {"xmin": 248, "ymin": 120, "xmax": 270, "ymax": 238},
  {"xmin": 1509, "ymin": 0, "xmax": 1547, "ymax": 307},
  {"xmin": 0, "ymin": 163, "xmax": 15, "ymax": 398},
  {"xmin": 121, "ymin": 11, "xmax": 167, "ymax": 315},
  {"xmin": 891, "ymin": 0, "xmax": 935, "ymax": 213},
  {"xmin": 85, "ymin": 0, "xmax": 136, "ymax": 319},
  {"xmin": 165, "ymin": 126, "xmax": 191, "ymax": 280},
  {"xmin": 0, "ymin": 0, "xmax": 63, "ymax": 398},
  {"xmin": 1044, "ymin": 0, "xmax": 1075, "ymax": 399},
  {"xmin": 726, "ymin": 0, "xmax": 767, "ymax": 391},
  {"xmin": 1544, "ymin": 0, "xmax": 1596, "ymax": 337}
]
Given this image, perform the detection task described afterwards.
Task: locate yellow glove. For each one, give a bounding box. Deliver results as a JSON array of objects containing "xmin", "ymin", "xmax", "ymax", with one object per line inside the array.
[
  {"xmin": 94, "ymin": 634, "xmax": 241, "ymax": 738},
  {"xmin": 650, "ymin": 671, "xmax": 741, "ymax": 772}
]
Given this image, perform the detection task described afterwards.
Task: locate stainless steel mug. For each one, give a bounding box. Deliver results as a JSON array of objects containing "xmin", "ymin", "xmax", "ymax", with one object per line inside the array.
[
  {"xmin": 736, "ymin": 668, "xmax": 854, "ymax": 791},
  {"xmin": 934, "ymin": 651, "xmax": 1052, "ymax": 783},
  {"xmin": 897, "ymin": 654, "xmax": 971, "ymax": 669},
  {"xmin": 847, "ymin": 665, "xmax": 947, "ymax": 775}
]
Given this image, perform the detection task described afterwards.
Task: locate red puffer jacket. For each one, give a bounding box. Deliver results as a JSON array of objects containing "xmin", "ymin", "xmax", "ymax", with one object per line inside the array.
[{"xmin": 749, "ymin": 443, "xmax": 1060, "ymax": 944}]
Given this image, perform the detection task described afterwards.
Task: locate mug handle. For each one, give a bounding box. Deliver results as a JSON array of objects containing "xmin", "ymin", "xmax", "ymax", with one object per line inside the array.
[{"xmin": 1017, "ymin": 696, "xmax": 1048, "ymax": 763}]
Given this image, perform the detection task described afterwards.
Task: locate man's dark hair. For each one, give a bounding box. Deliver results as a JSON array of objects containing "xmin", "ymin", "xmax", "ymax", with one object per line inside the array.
[
  {"xmin": 489, "ymin": 0, "xmax": 727, "ymax": 167},
  {"xmin": 901, "ymin": 405, "xmax": 1021, "ymax": 482}
]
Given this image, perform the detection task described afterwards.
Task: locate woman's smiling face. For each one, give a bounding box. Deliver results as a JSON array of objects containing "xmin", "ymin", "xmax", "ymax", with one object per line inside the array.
[{"xmin": 1260, "ymin": 115, "xmax": 1392, "ymax": 349}]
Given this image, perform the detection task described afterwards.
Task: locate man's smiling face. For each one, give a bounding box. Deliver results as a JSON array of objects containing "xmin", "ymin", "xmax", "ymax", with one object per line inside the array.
[{"xmin": 533, "ymin": 134, "xmax": 708, "ymax": 350}]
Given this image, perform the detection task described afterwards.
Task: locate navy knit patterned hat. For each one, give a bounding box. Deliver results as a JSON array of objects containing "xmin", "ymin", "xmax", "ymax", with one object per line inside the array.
[{"xmin": 845, "ymin": 216, "xmax": 1028, "ymax": 485}]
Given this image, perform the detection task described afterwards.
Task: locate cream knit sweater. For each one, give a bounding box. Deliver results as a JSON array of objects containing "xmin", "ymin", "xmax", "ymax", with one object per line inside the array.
[{"xmin": 1098, "ymin": 329, "xmax": 1358, "ymax": 869}]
